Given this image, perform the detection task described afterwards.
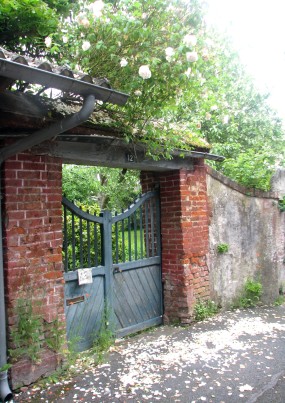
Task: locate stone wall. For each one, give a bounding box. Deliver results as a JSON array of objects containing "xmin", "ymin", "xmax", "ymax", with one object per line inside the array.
[
  {"xmin": 207, "ymin": 167, "xmax": 285, "ymax": 307},
  {"xmin": 2, "ymin": 152, "xmax": 64, "ymax": 389}
]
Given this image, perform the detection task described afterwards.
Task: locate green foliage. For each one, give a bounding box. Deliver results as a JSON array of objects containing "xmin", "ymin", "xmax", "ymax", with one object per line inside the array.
[
  {"xmin": 220, "ymin": 150, "xmax": 275, "ymax": 191},
  {"xmin": 10, "ymin": 298, "xmax": 65, "ymax": 362},
  {"xmin": 44, "ymin": 318, "xmax": 66, "ymax": 353},
  {"xmin": 194, "ymin": 299, "xmax": 219, "ymax": 321},
  {"xmin": 0, "ymin": 363, "xmax": 12, "ymax": 372},
  {"xmin": 274, "ymin": 295, "xmax": 285, "ymax": 306},
  {"xmin": 217, "ymin": 243, "xmax": 229, "ymax": 254},
  {"xmin": 233, "ymin": 278, "xmax": 263, "ymax": 309},
  {"xmin": 278, "ymin": 196, "xmax": 285, "ymax": 212},
  {"xmin": 62, "ymin": 165, "xmax": 140, "ymax": 211},
  {"xmin": 91, "ymin": 307, "xmax": 115, "ymax": 363},
  {"xmin": 10, "ymin": 299, "xmax": 43, "ymax": 362},
  {"xmin": 0, "ymin": 0, "xmax": 74, "ymax": 55}
]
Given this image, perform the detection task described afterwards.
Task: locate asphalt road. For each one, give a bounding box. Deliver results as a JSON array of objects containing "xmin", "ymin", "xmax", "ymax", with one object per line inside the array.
[{"xmin": 15, "ymin": 304, "xmax": 285, "ymax": 402}]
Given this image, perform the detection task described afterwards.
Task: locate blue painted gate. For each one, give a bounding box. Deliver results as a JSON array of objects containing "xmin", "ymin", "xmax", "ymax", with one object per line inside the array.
[{"xmin": 62, "ymin": 190, "xmax": 163, "ymax": 351}]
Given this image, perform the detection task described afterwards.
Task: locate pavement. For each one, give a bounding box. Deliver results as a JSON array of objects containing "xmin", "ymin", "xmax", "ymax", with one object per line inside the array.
[{"xmin": 14, "ymin": 304, "xmax": 285, "ymax": 403}]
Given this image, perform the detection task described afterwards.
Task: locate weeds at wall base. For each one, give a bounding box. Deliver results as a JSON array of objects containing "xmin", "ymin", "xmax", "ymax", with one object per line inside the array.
[
  {"xmin": 194, "ymin": 299, "xmax": 220, "ymax": 321},
  {"xmin": 34, "ymin": 329, "xmax": 115, "ymax": 389},
  {"xmin": 274, "ymin": 295, "xmax": 285, "ymax": 306},
  {"xmin": 231, "ymin": 278, "xmax": 263, "ymax": 309}
]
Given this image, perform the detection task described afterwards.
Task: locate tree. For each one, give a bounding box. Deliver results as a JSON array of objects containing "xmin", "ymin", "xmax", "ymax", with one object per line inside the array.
[
  {"xmin": 173, "ymin": 32, "xmax": 285, "ymax": 190},
  {"xmin": 62, "ymin": 165, "xmax": 140, "ymax": 211},
  {"xmin": 0, "ymin": 0, "xmax": 74, "ymax": 56}
]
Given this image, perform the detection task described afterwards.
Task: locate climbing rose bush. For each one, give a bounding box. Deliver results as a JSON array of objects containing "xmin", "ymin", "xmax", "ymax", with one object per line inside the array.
[{"xmin": 51, "ymin": 0, "xmax": 208, "ymax": 156}]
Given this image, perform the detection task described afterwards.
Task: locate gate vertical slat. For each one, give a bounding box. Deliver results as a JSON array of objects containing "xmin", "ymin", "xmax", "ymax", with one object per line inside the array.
[
  {"xmin": 79, "ymin": 217, "xmax": 83, "ymax": 267},
  {"xmin": 121, "ymin": 217, "xmax": 125, "ymax": 262},
  {"xmin": 63, "ymin": 204, "xmax": 68, "ymax": 272},
  {"xmin": 134, "ymin": 211, "xmax": 138, "ymax": 260},
  {"xmin": 150, "ymin": 200, "xmax": 155, "ymax": 257},
  {"xmin": 145, "ymin": 202, "xmax": 149, "ymax": 258},
  {"xmin": 87, "ymin": 219, "xmax": 91, "ymax": 267},
  {"xmin": 71, "ymin": 212, "xmax": 76, "ymax": 270},
  {"xmin": 127, "ymin": 215, "xmax": 132, "ymax": 261},
  {"xmin": 156, "ymin": 195, "xmax": 161, "ymax": 256},
  {"xmin": 115, "ymin": 215, "xmax": 119, "ymax": 264},
  {"xmin": 139, "ymin": 206, "xmax": 143, "ymax": 259},
  {"xmin": 155, "ymin": 191, "xmax": 163, "ymax": 315},
  {"xmin": 94, "ymin": 223, "xmax": 98, "ymax": 266}
]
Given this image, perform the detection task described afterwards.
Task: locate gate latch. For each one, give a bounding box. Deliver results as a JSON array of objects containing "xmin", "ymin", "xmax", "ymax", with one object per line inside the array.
[{"xmin": 113, "ymin": 266, "xmax": 122, "ymax": 274}]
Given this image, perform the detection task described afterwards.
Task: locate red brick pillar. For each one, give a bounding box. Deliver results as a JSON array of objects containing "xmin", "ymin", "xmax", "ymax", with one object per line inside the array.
[
  {"xmin": 141, "ymin": 160, "xmax": 210, "ymax": 324},
  {"xmin": 2, "ymin": 152, "xmax": 64, "ymax": 388}
]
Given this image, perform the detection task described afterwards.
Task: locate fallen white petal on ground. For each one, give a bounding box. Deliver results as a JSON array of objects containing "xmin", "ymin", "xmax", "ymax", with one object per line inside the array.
[{"xmin": 239, "ymin": 384, "xmax": 253, "ymax": 392}]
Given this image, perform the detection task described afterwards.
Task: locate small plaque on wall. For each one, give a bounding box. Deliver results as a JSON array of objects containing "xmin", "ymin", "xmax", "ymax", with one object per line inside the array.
[
  {"xmin": 78, "ymin": 268, "xmax": 93, "ymax": 285},
  {"xmin": 126, "ymin": 153, "xmax": 135, "ymax": 162}
]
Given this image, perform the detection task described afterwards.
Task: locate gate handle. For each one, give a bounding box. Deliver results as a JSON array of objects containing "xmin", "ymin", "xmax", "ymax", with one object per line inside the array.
[{"xmin": 113, "ymin": 266, "xmax": 122, "ymax": 274}]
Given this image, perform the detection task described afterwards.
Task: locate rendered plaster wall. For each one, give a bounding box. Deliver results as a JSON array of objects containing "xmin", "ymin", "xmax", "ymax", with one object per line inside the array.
[{"xmin": 207, "ymin": 167, "xmax": 285, "ymax": 307}]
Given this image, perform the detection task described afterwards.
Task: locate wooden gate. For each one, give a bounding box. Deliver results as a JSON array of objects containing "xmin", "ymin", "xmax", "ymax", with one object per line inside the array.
[{"xmin": 62, "ymin": 190, "xmax": 163, "ymax": 351}]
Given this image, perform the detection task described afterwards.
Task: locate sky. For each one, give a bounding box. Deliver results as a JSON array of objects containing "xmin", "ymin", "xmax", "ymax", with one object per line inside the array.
[{"xmin": 205, "ymin": 0, "xmax": 285, "ymax": 120}]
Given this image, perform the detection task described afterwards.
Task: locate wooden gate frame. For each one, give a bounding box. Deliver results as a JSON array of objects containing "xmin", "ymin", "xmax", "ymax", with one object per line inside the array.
[{"xmin": 62, "ymin": 190, "xmax": 163, "ymax": 349}]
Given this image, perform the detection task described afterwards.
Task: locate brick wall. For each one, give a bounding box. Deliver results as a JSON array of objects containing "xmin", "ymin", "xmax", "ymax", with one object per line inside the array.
[
  {"xmin": 2, "ymin": 152, "xmax": 64, "ymax": 389},
  {"xmin": 141, "ymin": 160, "xmax": 210, "ymax": 324}
]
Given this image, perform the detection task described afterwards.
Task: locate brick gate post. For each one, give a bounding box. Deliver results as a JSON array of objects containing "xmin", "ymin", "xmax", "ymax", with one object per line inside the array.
[
  {"xmin": 141, "ymin": 160, "xmax": 210, "ymax": 324},
  {"xmin": 2, "ymin": 152, "xmax": 65, "ymax": 388}
]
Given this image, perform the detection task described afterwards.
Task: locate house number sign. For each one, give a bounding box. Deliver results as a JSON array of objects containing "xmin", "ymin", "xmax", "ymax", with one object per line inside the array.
[
  {"xmin": 78, "ymin": 268, "xmax": 93, "ymax": 285},
  {"xmin": 126, "ymin": 153, "xmax": 135, "ymax": 162}
]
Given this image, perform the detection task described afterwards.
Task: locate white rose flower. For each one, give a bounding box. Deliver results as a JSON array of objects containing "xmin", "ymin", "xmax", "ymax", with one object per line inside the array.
[
  {"xmin": 186, "ymin": 51, "xmax": 198, "ymax": 62},
  {"xmin": 183, "ymin": 34, "xmax": 197, "ymax": 48},
  {"xmin": 120, "ymin": 58, "xmax": 128, "ymax": 67},
  {"xmin": 139, "ymin": 65, "xmax": 151, "ymax": 79},
  {"xmin": 223, "ymin": 115, "xmax": 229, "ymax": 124},
  {"xmin": 185, "ymin": 67, "xmax": 192, "ymax": 78},
  {"xmin": 77, "ymin": 13, "xmax": 90, "ymax": 27},
  {"xmin": 62, "ymin": 36, "xmax": 68, "ymax": 44},
  {"xmin": 82, "ymin": 41, "xmax": 91, "ymax": 51},
  {"xmin": 210, "ymin": 105, "xmax": 218, "ymax": 111},
  {"xmin": 89, "ymin": 0, "xmax": 104, "ymax": 18},
  {"xmin": 134, "ymin": 90, "xmax": 142, "ymax": 96},
  {"xmin": 165, "ymin": 47, "xmax": 175, "ymax": 62},
  {"xmin": 45, "ymin": 36, "xmax": 52, "ymax": 47},
  {"xmin": 81, "ymin": 18, "xmax": 90, "ymax": 27}
]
